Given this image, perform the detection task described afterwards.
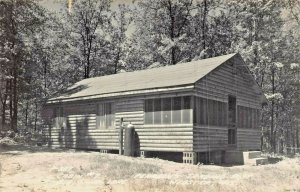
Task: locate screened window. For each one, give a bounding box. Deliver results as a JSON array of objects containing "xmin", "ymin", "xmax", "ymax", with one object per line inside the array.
[
  {"xmin": 54, "ymin": 107, "xmax": 64, "ymax": 128},
  {"xmin": 97, "ymin": 103, "xmax": 115, "ymax": 129},
  {"xmin": 54, "ymin": 107, "xmax": 64, "ymax": 117},
  {"xmin": 172, "ymin": 97, "xmax": 182, "ymax": 124},
  {"xmin": 145, "ymin": 99, "xmax": 154, "ymax": 124},
  {"xmin": 154, "ymin": 99, "xmax": 162, "ymax": 124},
  {"xmin": 162, "ymin": 98, "xmax": 171, "ymax": 124},
  {"xmin": 194, "ymin": 97, "xmax": 227, "ymax": 127},
  {"xmin": 182, "ymin": 96, "xmax": 191, "ymax": 123},
  {"xmin": 228, "ymin": 96, "xmax": 236, "ymax": 125},
  {"xmin": 237, "ymin": 106, "xmax": 260, "ymax": 129},
  {"xmin": 144, "ymin": 96, "xmax": 192, "ymax": 124}
]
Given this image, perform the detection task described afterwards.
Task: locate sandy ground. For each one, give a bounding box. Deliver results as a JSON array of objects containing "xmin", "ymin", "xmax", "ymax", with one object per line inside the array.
[{"xmin": 0, "ymin": 145, "xmax": 300, "ymax": 192}]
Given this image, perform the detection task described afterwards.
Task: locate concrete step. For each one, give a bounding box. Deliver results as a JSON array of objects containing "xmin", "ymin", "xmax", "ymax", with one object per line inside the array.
[
  {"xmin": 245, "ymin": 157, "xmax": 268, "ymax": 166},
  {"xmin": 243, "ymin": 151, "xmax": 261, "ymax": 159},
  {"xmin": 256, "ymin": 158, "xmax": 268, "ymax": 165},
  {"xmin": 248, "ymin": 151, "xmax": 261, "ymax": 159}
]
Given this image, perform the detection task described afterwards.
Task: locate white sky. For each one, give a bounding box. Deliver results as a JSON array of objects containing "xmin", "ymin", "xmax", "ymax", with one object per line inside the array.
[{"xmin": 39, "ymin": 0, "xmax": 134, "ymax": 12}]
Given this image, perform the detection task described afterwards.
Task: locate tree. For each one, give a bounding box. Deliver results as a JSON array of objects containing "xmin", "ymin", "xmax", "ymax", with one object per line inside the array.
[
  {"xmin": 228, "ymin": 0, "xmax": 300, "ymax": 153},
  {"xmin": 0, "ymin": 0, "xmax": 46, "ymax": 132},
  {"xmin": 65, "ymin": 0, "xmax": 112, "ymax": 79},
  {"xmin": 132, "ymin": 0, "xmax": 195, "ymax": 67},
  {"xmin": 108, "ymin": 4, "xmax": 132, "ymax": 74}
]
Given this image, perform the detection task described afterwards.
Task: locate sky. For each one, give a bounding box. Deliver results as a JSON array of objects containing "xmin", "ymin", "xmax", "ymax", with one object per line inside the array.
[{"xmin": 39, "ymin": 0, "xmax": 134, "ymax": 12}]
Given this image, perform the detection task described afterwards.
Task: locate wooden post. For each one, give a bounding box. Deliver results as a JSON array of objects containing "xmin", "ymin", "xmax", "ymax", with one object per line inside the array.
[
  {"xmin": 124, "ymin": 123, "xmax": 135, "ymax": 156},
  {"xmin": 119, "ymin": 118, "xmax": 124, "ymax": 155}
]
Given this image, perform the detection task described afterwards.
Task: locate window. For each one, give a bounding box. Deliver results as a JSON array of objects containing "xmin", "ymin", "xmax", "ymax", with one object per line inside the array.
[
  {"xmin": 228, "ymin": 96, "xmax": 236, "ymax": 126},
  {"xmin": 54, "ymin": 107, "xmax": 63, "ymax": 117},
  {"xmin": 97, "ymin": 103, "xmax": 115, "ymax": 129},
  {"xmin": 237, "ymin": 106, "xmax": 260, "ymax": 129},
  {"xmin": 172, "ymin": 97, "xmax": 182, "ymax": 124},
  {"xmin": 145, "ymin": 99, "xmax": 153, "ymax": 124},
  {"xmin": 162, "ymin": 98, "xmax": 171, "ymax": 124},
  {"xmin": 144, "ymin": 96, "xmax": 192, "ymax": 125},
  {"xmin": 154, "ymin": 99, "xmax": 162, "ymax": 124},
  {"xmin": 182, "ymin": 96, "xmax": 191, "ymax": 123},
  {"xmin": 54, "ymin": 107, "xmax": 64, "ymax": 128},
  {"xmin": 194, "ymin": 97, "xmax": 227, "ymax": 127}
]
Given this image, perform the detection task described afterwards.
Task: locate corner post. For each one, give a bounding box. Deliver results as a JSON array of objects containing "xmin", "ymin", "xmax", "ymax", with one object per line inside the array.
[{"xmin": 119, "ymin": 118, "xmax": 124, "ymax": 155}]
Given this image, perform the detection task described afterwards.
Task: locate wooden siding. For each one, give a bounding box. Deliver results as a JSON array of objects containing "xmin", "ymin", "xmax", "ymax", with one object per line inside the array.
[
  {"xmin": 193, "ymin": 126, "xmax": 227, "ymax": 152},
  {"xmin": 237, "ymin": 128, "xmax": 261, "ymax": 150},
  {"xmin": 115, "ymin": 97, "xmax": 193, "ymax": 152},
  {"xmin": 137, "ymin": 124, "xmax": 193, "ymax": 152},
  {"xmin": 194, "ymin": 59, "xmax": 262, "ymax": 152},
  {"xmin": 46, "ymin": 93, "xmax": 193, "ymax": 152},
  {"xmin": 49, "ymin": 103, "xmax": 119, "ymax": 150},
  {"xmin": 195, "ymin": 61, "xmax": 261, "ymax": 107}
]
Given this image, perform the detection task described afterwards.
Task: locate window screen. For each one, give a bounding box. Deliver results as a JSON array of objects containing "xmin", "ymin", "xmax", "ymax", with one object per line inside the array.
[
  {"xmin": 153, "ymin": 99, "xmax": 162, "ymax": 124},
  {"xmin": 97, "ymin": 103, "xmax": 115, "ymax": 129},
  {"xmin": 145, "ymin": 99, "xmax": 154, "ymax": 124},
  {"xmin": 172, "ymin": 97, "xmax": 182, "ymax": 124},
  {"xmin": 182, "ymin": 96, "xmax": 191, "ymax": 123},
  {"xmin": 144, "ymin": 96, "xmax": 192, "ymax": 124},
  {"xmin": 162, "ymin": 98, "xmax": 171, "ymax": 124}
]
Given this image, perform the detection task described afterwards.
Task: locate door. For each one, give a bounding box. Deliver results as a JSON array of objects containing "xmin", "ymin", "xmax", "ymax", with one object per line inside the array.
[{"xmin": 228, "ymin": 96, "xmax": 236, "ymax": 145}]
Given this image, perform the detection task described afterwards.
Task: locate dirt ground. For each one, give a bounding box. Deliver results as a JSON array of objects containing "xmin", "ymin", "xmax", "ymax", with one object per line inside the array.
[{"xmin": 0, "ymin": 144, "xmax": 299, "ymax": 192}]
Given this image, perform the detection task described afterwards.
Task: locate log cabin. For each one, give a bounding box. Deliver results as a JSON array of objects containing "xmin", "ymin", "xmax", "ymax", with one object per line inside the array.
[{"xmin": 42, "ymin": 53, "xmax": 267, "ymax": 164}]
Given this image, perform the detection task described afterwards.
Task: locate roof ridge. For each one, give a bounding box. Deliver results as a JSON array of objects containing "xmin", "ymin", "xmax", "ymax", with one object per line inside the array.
[
  {"xmin": 81, "ymin": 53, "xmax": 237, "ymax": 82},
  {"xmin": 49, "ymin": 53, "xmax": 238, "ymax": 102}
]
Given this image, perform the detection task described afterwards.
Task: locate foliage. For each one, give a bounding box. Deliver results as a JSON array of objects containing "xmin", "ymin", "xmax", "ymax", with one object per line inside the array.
[{"xmin": 0, "ymin": 0, "xmax": 299, "ymax": 153}]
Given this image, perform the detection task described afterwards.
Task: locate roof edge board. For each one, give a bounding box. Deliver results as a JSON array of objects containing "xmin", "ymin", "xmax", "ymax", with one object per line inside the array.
[{"xmin": 47, "ymin": 84, "xmax": 195, "ymax": 104}]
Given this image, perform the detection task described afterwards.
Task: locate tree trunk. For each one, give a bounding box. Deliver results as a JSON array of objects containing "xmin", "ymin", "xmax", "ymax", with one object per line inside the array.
[
  {"xmin": 25, "ymin": 99, "xmax": 28, "ymax": 128},
  {"xmin": 271, "ymin": 68, "xmax": 275, "ymax": 152},
  {"xmin": 114, "ymin": 50, "xmax": 120, "ymax": 74},
  {"xmin": 202, "ymin": 0, "xmax": 208, "ymax": 56},
  {"xmin": 168, "ymin": 0, "xmax": 176, "ymax": 65},
  {"xmin": 296, "ymin": 126, "xmax": 300, "ymax": 152},
  {"xmin": 34, "ymin": 99, "xmax": 38, "ymax": 131},
  {"xmin": 1, "ymin": 80, "xmax": 8, "ymax": 129},
  {"xmin": 9, "ymin": 78, "xmax": 13, "ymax": 130},
  {"xmin": 12, "ymin": 59, "xmax": 18, "ymax": 132}
]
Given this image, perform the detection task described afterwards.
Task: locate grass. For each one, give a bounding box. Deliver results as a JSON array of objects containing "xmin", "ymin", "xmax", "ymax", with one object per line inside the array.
[
  {"xmin": 1, "ymin": 146, "xmax": 300, "ymax": 192},
  {"xmin": 90, "ymin": 155, "xmax": 162, "ymax": 179}
]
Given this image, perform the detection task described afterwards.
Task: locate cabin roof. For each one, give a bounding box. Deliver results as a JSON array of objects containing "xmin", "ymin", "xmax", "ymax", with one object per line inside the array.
[{"xmin": 48, "ymin": 53, "xmax": 264, "ymax": 103}]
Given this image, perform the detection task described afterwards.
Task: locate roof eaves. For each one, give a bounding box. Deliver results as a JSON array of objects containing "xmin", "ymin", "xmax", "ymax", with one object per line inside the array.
[{"xmin": 47, "ymin": 84, "xmax": 195, "ymax": 104}]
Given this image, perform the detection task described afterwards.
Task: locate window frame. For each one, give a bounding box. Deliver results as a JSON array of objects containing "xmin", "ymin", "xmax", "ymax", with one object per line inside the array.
[
  {"xmin": 97, "ymin": 102, "xmax": 115, "ymax": 129},
  {"xmin": 144, "ymin": 96, "xmax": 192, "ymax": 125}
]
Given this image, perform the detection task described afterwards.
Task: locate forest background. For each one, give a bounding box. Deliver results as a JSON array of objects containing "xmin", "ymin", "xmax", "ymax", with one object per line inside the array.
[{"xmin": 0, "ymin": 0, "xmax": 299, "ymax": 154}]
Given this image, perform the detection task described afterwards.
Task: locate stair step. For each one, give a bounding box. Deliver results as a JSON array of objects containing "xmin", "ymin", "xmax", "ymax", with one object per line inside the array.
[
  {"xmin": 255, "ymin": 158, "xmax": 268, "ymax": 165},
  {"xmin": 248, "ymin": 151, "xmax": 261, "ymax": 159},
  {"xmin": 245, "ymin": 157, "xmax": 268, "ymax": 166}
]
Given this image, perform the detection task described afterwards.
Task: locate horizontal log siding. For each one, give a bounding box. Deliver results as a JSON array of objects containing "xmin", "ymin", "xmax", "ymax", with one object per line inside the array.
[
  {"xmin": 237, "ymin": 128, "xmax": 261, "ymax": 151},
  {"xmin": 194, "ymin": 60, "xmax": 262, "ymax": 152},
  {"xmin": 48, "ymin": 94, "xmax": 193, "ymax": 152},
  {"xmin": 193, "ymin": 126, "xmax": 228, "ymax": 152},
  {"xmin": 49, "ymin": 103, "xmax": 119, "ymax": 150},
  {"xmin": 115, "ymin": 97, "xmax": 193, "ymax": 152},
  {"xmin": 137, "ymin": 124, "xmax": 193, "ymax": 152}
]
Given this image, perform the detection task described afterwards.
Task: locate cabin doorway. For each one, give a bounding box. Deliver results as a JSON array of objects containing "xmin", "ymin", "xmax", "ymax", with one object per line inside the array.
[{"xmin": 228, "ymin": 96, "xmax": 236, "ymax": 145}]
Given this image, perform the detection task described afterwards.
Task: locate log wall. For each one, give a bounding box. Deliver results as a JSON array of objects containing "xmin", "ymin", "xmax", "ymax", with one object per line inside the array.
[
  {"xmin": 194, "ymin": 59, "xmax": 262, "ymax": 152},
  {"xmin": 45, "ymin": 92, "xmax": 193, "ymax": 152}
]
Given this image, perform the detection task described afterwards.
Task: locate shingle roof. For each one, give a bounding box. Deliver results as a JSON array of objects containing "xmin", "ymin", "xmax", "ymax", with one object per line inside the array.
[{"xmin": 49, "ymin": 53, "xmax": 237, "ymax": 102}]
